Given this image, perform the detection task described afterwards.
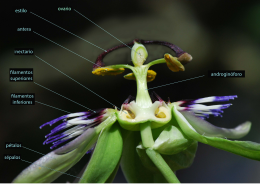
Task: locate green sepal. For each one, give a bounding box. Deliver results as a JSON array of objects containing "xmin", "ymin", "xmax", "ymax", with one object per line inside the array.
[
  {"xmin": 153, "ymin": 125, "xmax": 194, "ymax": 155},
  {"xmin": 120, "ymin": 130, "xmax": 167, "ymax": 183},
  {"xmin": 161, "ymin": 141, "xmax": 198, "ymax": 171},
  {"xmin": 177, "ymin": 108, "xmax": 251, "ymax": 139},
  {"xmin": 13, "ymin": 128, "xmax": 99, "ymax": 183},
  {"xmin": 79, "ymin": 122, "xmax": 123, "ymax": 183},
  {"xmin": 146, "ymin": 148, "xmax": 180, "ymax": 183},
  {"xmin": 120, "ymin": 131, "xmax": 153, "ymax": 183},
  {"xmin": 136, "ymin": 142, "xmax": 159, "ymax": 173},
  {"xmin": 172, "ymin": 105, "xmax": 260, "ymax": 161},
  {"xmin": 136, "ymin": 139, "xmax": 197, "ymax": 173},
  {"xmin": 105, "ymin": 161, "xmax": 121, "ymax": 183}
]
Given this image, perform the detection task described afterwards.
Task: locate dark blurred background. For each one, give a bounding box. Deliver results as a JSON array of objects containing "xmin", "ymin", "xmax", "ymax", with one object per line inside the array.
[{"xmin": 1, "ymin": 0, "xmax": 260, "ymax": 182}]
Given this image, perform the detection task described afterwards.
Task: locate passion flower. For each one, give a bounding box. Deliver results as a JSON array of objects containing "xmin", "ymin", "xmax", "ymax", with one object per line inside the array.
[{"xmin": 13, "ymin": 40, "xmax": 260, "ymax": 183}]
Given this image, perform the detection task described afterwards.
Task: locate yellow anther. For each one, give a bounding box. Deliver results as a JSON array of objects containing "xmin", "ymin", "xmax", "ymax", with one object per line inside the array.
[
  {"xmin": 92, "ymin": 67, "xmax": 125, "ymax": 76},
  {"xmin": 147, "ymin": 70, "xmax": 157, "ymax": 82},
  {"xmin": 124, "ymin": 70, "xmax": 157, "ymax": 82},
  {"xmin": 157, "ymin": 111, "xmax": 166, "ymax": 118},
  {"xmin": 123, "ymin": 73, "xmax": 136, "ymax": 80},
  {"xmin": 155, "ymin": 107, "xmax": 167, "ymax": 118},
  {"xmin": 164, "ymin": 54, "xmax": 185, "ymax": 72},
  {"xmin": 121, "ymin": 110, "xmax": 134, "ymax": 119},
  {"xmin": 178, "ymin": 53, "xmax": 192, "ymax": 65}
]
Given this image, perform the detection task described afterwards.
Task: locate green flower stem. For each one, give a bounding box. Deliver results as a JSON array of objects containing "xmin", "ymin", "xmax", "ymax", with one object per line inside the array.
[
  {"xmin": 146, "ymin": 148, "xmax": 180, "ymax": 183},
  {"xmin": 140, "ymin": 121, "xmax": 154, "ymax": 148},
  {"xmin": 147, "ymin": 58, "xmax": 166, "ymax": 67},
  {"xmin": 132, "ymin": 65, "xmax": 152, "ymax": 108}
]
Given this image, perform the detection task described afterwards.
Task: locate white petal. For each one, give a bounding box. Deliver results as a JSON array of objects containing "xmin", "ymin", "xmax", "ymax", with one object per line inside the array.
[
  {"xmin": 189, "ymin": 104, "xmax": 224, "ymax": 110},
  {"xmin": 194, "ymin": 96, "xmax": 215, "ymax": 103}
]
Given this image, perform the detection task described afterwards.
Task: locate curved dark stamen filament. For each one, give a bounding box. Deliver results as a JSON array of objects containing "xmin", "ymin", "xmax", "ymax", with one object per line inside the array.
[
  {"xmin": 93, "ymin": 40, "xmax": 136, "ymax": 69},
  {"xmin": 137, "ymin": 40, "xmax": 186, "ymax": 57},
  {"xmin": 150, "ymin": 91, "xmax": 164, "ymax": 103},
  {"xmin": 93, "ymin": 39, "xmax": 186, "ymax": 69},
  {"xmin": 123, "ymin": 95, "xmax": 133, "ymax": 104},
  {"xmin": 152, "ymin": 91, "xmax": 163, "ymax": 102}
]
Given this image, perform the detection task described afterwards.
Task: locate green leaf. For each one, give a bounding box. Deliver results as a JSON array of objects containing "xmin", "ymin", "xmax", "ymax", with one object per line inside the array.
[
  {"xmin": 153, "ymin": 125, "xmax": 194, "ymax": 155},
  {"xmin": 79, "ymin": 122, "xmax": 123, "ymax": 183},
  {"xmin": 172, "ymin": 105, "xmax": 260, "ymax": 161},
  {"xmin": 13, "ymin": 128, "xmax": 99, "ymax": 183}
]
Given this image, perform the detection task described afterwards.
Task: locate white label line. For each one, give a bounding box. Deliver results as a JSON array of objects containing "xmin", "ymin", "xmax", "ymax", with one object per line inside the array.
[
  {"xmin": 33, "ymin": 31, "xmax": 100, "ymax": 67},
  {"xmin": 30, "ymin": 12, "xmax": 107, "ymax": 52},
  {"xmin": 147, "ymin": 75, "xmax": 205, "ymax": 90},
  {"xmin": 35, "ymin": 101, "xmax": 71, "ymax": 114},
  {"xmin": 34, "ymin": 82, "xmax": 95, "ymax": 113},
  {"xmin": 73, "ymin": 9, "xmax": 141, "ymax": 56},
  {"xmin": 21, "ymin": 159, "xmax": 82, "ymax": 180},
  {"xmin": 35, "ymin": 55, "xmax": 121, "ymax": 111}
]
